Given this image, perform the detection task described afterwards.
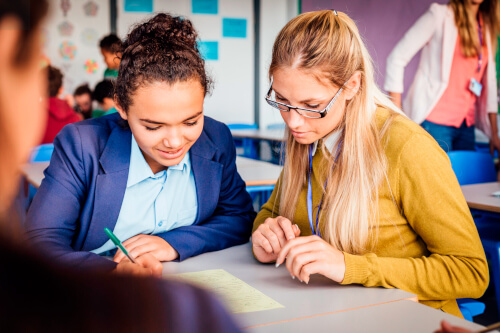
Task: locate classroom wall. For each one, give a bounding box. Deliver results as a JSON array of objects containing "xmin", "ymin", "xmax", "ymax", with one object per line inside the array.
[
  {"xmin": 43, "ymin": 0, "xmax": 111, "ymax": 96},
  {"xmin": 258, "ymin": 0, "xmax": 298, "ymax": 130},
  {"xmin": 117, "ymin": 0, "xmax": 255, "ymax": 125},
  {"xmin": 301, "ymin": 0, "xmax": 448, "ymax": 97}
]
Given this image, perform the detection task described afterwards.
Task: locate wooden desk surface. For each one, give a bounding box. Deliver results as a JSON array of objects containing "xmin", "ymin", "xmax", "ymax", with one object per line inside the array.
[
  {"xmin": 162, "ymin": 243, "xmax": 416, "ymax": 329},
  {"xmin": 246, "ymin": 300, "xmax": 487, "ymax": 333},
  {"xmin": 461, "ymin": 182, "xmax": 500, "ymax": 213},
  {"xmin": 231, "ymin": 129, "xmax": 286, "ymax": 142},
  {"xmin": 21, "ymin": 157, "xmax": 282, "ymax": 189}
]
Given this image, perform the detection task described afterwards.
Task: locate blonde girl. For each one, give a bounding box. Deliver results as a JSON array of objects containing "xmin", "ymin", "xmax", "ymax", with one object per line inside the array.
[{"xmin": 252, "ymin": 10, "xmax": 488, "ymax": 317}]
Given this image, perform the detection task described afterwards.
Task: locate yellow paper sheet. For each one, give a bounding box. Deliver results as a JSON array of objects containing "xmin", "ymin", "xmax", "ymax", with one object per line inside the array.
[{"xmin": 171, "ymin": 269, "xmax": 284, "ymax": 314}]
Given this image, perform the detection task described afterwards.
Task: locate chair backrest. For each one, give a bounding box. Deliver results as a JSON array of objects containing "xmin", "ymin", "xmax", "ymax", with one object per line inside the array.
[
  {"xmin": 30, "ymin": 143, "xmax": 54, "ymax": 162},
  {"xmin": 447, "ymin": 151, "xmax": 496, "ymax": 185},
  {"xmin": 226, "ymin": 123, "xmax": 258, "ymax": 130}
]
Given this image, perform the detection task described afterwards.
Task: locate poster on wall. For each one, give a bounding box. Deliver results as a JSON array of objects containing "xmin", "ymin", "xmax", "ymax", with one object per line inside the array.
[
  {"xmin": 198, "ymin": 41, "xmax": 218, "ymax": 61},
  {"xmin": 124, "ymin": 0, "xmax": 153, "ymax": 13},
  {"xmin": 44, "ymin": 0, "xmax": 110, "ymax": 95},
  {"xmin": 83, "ymin": 1, "xmax": 99, "ymax": 16},
  {"xmin": 222, "ymin": 18, "xmax": 247, "ymax": 38},
  {"xmin": 192, "ymin": 0, "xmax": 218, "ymax": 14}
]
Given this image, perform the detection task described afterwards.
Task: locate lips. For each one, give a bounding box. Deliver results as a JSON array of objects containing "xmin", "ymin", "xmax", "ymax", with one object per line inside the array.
[
  {"xmin": 157, "ymin": 146, "xmax": 185, "ymax": 160},
  {"xmin": 290, "ymin": 130, "xmax": 309, "ymax": 138}
]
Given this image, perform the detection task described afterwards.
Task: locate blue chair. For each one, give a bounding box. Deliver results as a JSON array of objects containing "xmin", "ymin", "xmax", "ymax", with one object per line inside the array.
[
  {"xmin": 456, "ymin": 298, "xmax": 486, "ymax": 322},
  {"xmin": 227, "ymin": 123, "xmax": 259, "ymax": 159},
  {"xmin": 266, "ymin": 123, "xmax": 285, "ymax": 130},
  {"xmin": 448, "ymin": 151, "xmax": 496, "ymax": 186},
  {"xmin": 475, "ymin": 142, "xmax": 498, "ymax": 159},
  {"xmin": 246, "ymin": 184, "xmax": 274, "ymax": 208},
  {"xmin": 447, "ymin": 151, "xmax": 496, "ymax": 321},
  {"xmin": 25, "ymin": 144, "xmax": 54, "ymax": 209},
  {"xmin": 30, "ymin": 143, "xmax": 54, "ymax": 162}
]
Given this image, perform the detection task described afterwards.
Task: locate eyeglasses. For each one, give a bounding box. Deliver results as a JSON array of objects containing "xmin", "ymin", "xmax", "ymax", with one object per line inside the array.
[{"xmin": 265, "ymin": 76, "xmax": 344, "ymax": 119}]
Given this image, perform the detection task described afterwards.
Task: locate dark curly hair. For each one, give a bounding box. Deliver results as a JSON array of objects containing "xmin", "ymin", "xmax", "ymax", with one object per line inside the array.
[
  {"xmin": 99, "ymin": 34, "xmax": 123, "ymax": 54},
  {"xmin": 115, "ymin": 13, "xmax": 212, "ymax": 113}
]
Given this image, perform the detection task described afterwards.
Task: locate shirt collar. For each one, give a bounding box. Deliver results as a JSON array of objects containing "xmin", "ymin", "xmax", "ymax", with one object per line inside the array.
[
  {"xmin": 126, "ymin": 135, "xmax": 191, "ymax": 187},
  {"xmin": 312, "ymin": 129, "xmax": 342, "ymax": 156}
]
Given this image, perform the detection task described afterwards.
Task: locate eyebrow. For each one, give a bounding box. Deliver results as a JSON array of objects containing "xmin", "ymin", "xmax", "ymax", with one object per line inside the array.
[
  {"xmin": 273, "ymin": 89, "xmax": 322, "ymax": 104},
  {"xmin": 140, "ymin": 111, "xmax": 203, "ymax": 125}
]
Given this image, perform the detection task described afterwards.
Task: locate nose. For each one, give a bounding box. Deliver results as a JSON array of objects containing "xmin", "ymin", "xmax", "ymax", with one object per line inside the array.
[
  {"xmin": 283, "ymin": 108, "xmax": 305, "ymax": 130},
  {"xmin": 162, "ymin": 128, "xmax": 182, "ymax": 149}
]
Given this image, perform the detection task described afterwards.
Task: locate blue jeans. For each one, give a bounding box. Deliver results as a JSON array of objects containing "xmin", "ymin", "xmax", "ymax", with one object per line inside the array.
[{"xmin": 421, "ymin": 120, "xmax": 475, "ymax": 153}]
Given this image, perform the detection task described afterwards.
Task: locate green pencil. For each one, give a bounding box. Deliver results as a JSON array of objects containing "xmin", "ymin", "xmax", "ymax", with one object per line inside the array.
[{"xmin": 104, "ymin": 228, "xmax": 137, "ymax": 264}]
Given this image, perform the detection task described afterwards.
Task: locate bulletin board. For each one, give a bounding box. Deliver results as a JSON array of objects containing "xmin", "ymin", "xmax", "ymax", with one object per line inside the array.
[
  {"xmin": 117, "ymin": 0, "xmax": 255, "ymax": 125},
  {"xmin": 42, "ymin": 0, "xmax": 111, "ymax": 96}
]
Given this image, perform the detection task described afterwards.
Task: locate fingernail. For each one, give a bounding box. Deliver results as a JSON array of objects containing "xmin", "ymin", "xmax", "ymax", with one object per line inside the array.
[
  {"xmin": 295, "ymin": 224, "xmax": 299, "ymax": 230},
  {"xmin": 305, "ymin": 280, "xmax": 309, "ymax": 285},
  {"xmin": 275, "ymin": 262, "xmax": 280, "ymax": 268},
  {"xmin": 299, "ymin": 279, "xmax": 303, "ymax": 283},
  {"xmin": 291, "ymin": 275, "xmax": 295, "ymax": 279}
]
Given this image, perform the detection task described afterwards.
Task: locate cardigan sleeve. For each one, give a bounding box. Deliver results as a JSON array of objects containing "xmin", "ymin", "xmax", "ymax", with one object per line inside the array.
[
  {"xmin": 341, "ymin": 133, "xmax": 489, "ymax": 302},
  {"xmin": 252, "ymin": 172, "xmax": 284, "ymax": 233},
  {"xmin": 384, "ymin": 4, "xmax": 440, "ymax": 93}
]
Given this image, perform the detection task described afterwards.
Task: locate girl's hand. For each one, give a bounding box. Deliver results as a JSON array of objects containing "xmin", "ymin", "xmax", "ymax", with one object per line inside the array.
[
  {"xmin": 252, "ymin": 216, "xmax": 300, "ymax": 263},
  {"xmin": 276, "ymin": 235, "xmax": 345, "ymax": 284},
  {"xmin": 113, "ymin": 234, "xmax": 179, "ymax": 263},
  {"xmin": 114, "ymin": 253, "xmax": 163, "ymax": 277},
  {"xmin": 433, "ymin": 321, "xmax": 473, "ymax": 333}
]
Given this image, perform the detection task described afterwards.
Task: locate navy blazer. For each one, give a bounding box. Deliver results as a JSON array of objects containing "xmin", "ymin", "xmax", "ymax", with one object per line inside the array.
[{"xmin": 26, "ymin": 114, "xmax": 256, "ymax": 270}]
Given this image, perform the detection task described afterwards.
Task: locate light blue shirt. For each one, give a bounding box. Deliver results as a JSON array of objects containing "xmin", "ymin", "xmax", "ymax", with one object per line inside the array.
[{"xmin": 92, "ymin": 135, "xmax": 198, "ymax": 254}]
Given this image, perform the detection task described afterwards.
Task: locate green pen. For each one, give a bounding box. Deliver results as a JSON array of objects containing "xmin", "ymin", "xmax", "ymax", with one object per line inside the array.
[{"xmin": 104, "ymin": 228, "xmax": 137, "ymax": 264}]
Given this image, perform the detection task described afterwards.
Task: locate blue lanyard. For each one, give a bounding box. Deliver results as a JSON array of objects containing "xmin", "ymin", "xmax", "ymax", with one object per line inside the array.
[
  {"xmin": 477, "ymin": 13, "xmax": 483, "ymax": 73},
  {"xmin": 307, "ymin": 140, "xmax": 342, "ymax": 236}
]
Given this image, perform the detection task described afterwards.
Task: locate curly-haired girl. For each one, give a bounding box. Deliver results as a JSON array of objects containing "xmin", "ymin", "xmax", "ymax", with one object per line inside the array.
[{"xmin": 26, "ymin": 13, "xmax": 256, "ymax": 271}]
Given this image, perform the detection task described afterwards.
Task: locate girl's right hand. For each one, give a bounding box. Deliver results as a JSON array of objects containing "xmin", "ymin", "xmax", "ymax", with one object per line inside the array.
[
  {"xmin": 252, "ymin": 216, "xmax": 301, "ymax": 263},
  {"xmin": 114, "ymin": 253, "xmax": 163, "ymax": 277}
]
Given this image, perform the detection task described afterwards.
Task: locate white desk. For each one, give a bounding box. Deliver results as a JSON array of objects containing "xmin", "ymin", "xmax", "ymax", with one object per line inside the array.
[
  {"xmin": 236, "ymin": 157, "xmax": 282, "ymax": 186},
  {"xmin": 162, "ymin": 243, "xmax": 416, "ymax": 330},
  {"xmin": 461, "ymin": 182, "xmax": 500, "ymax": 213},
  {"xmin": 21, "ymin": 161, "xmax": 49, "ymax": 189},
  {"xmin": 21, "ymin": 157, "xmax": 282, "ymax": 189},
  {"xmin": 247, "ymin": 300, "xmax": 488, "ymax": 333},
  {"xmin": 231, "ymin": 129, "xmax": 286, "ymax": 142}
]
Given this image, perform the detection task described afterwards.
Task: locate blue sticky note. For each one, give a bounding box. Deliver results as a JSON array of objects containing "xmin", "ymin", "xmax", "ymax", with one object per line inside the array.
[
  {"xmin": 198, "ymin": 41, "xmax": 218, "ymax": 61},
  {"xmin": 192, "ymin": 0, "xmax": 218, "ymax": 15},
  {"xmin": 222, "ymin": 18, "xmax": 247, "ymax": 38},
  {"xmin": 124, "ymin": 0, "xmax": 153, "ymax": 12}
]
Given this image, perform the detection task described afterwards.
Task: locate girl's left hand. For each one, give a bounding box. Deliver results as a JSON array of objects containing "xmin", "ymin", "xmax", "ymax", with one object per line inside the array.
[
  {"xmin": 113, "ymin": 234, "xmax": 179, "ymax": 263},
  {"xmin": 275, "ymin": 235, "xmax": 346, "ymax": 284}
]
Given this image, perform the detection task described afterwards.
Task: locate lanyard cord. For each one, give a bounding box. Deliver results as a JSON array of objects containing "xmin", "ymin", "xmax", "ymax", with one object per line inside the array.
[{"xmin": 307, "ymin": 139, "xmax": 343, "ymax": 236}]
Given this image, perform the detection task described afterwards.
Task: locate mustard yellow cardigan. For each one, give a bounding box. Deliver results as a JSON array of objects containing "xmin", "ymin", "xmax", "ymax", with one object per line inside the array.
[{"xmin": 253, "ymin": 108, "xmax": 489, "ymax": 317}]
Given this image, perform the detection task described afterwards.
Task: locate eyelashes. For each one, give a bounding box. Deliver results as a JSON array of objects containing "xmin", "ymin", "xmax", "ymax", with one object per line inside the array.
[
  {"xmin": 144, "ymin": 121, "xmax": 198, "ymax": 131},
  {"xmin": 276, "ymin": 96, "xmax": 320, "ymax": 109}
]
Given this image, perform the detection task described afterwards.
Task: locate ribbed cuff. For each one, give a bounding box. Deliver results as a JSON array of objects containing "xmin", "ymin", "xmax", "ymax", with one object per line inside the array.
[{"xmin": 341, "ymin": 252, "xmax": 370, "ymax": 285}]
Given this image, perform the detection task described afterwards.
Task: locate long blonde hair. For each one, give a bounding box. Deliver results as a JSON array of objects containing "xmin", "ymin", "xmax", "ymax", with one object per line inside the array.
[
  {"xmin": 271, "ymin": 10, "xmax": 402, "ymax": 254},
  {"xmin": 450, "ymin": 0, "xmax": 500, "ymax": 57}
]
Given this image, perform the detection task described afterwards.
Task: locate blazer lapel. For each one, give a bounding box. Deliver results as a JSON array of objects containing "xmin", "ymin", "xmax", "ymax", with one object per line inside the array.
[
  {"xmin": 190, "ymin": 130, "xmax": 223, "ymax": 225},
  {"xmin": 441, "ymin": 7, "xmax": 458, "ymax": 82},
  {"xmin": 83, "ymin": 126, "xmax": 132, "ymax": 251}
]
